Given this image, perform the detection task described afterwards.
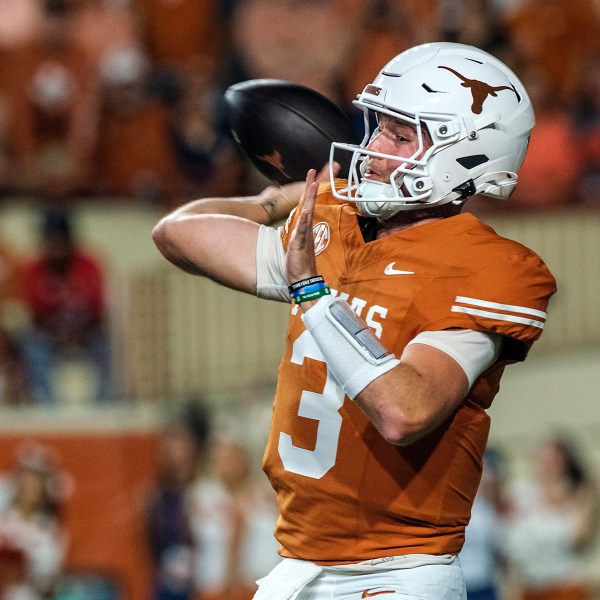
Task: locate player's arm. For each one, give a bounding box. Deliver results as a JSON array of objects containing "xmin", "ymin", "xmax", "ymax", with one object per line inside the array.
[
  {"xmin": 301, "ymin": 297, "xmax": 496, "ymax": 446},
  {"xmin": 288, "ymin": 171, "xmax": 497, "ymax": 446},
  {"xmin": 354, "ymin": 343, "xmax": 471, "ymax": 445},
  {"xmin": 152, "ymin": 164, "xmax": 337, "ymax": 295},
  {"xmin": 152, "ymin": 183, "xmax": 304, "ymax": 295}
]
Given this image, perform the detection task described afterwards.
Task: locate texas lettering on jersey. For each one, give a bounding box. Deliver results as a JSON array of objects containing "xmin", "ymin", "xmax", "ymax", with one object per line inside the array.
[
  {"xmin": 264, "ymin": 183, "xmax": 556, "ymax": 566},
  {"xmin": 291, "ymin": 288, "xmax": 389, "ymax": 339}
]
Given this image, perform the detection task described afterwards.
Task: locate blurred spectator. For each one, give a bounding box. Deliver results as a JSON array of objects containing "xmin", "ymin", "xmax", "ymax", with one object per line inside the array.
[
  {"xmin": 18, "ymin": 209, "xmax": 112, "ymax": 404},
  {"xmin": 93, "ymin": 46, "xmax": 183, "ymax": 204},
  {"xmin": 506, "ymin": 0, "xmax": 600, "ymax": 106},
  {"xmin": 188, "ymin": 428, "xmax": 280, "ymax": 600},
  {"xmin": 0, "ymin": 0, "xmax": 42, "ymax": 52},
  {"xmin": 0, "ymin": 328, "xmax": 30, "ymax": 405},
  {"xmin": 146, "ymin": 401, "xmax": 211, "ymax": 600},
  {"xmin": 374, "ymin": 0, "xmax": 437, "ymax": 48},
  {"xmin": 340, "ymin": 0, "xmax": 414, "ymax": 115},
  {"xmin": 0, "ymin": 442, "xmax": 70, "ymax": 599},
  {"xmin": 437, "ymin": 0, "xmax": 510, "ymax": 59},
  {"xmin": 508, "ymin": 66, "xmax": 581, "ymax": 209},
  {"xmin": 574, "ymin": 56, "xmax": 600, "ymax": 206},
  {"xmin": 0, "ymin": 233, "xmax": 22, "ymax": 307},
  {"xmin": 0, "ymin": 92, "xmax": 10, "ymax": 192},
  {"xmin": 227, "ymin": 0, "xmax": 373, "ymax": 192},
  {"xmin": 135, "ymin": 0, "xmax": 226, "ymax": 74},
  {"xmin": 460, "ymin": 447, "xmax": 506, "ymax": 600},
  {"xmin": 341, "ymin": 0, "xmax": 508, "ymax": 116},
  {"xmin": 166, "ymin": 57, "xmax": 246, "ymax": 202},
  {"xmin": 229, "ymin": 0, "xmax": 368, "ymax": 104},
  {"xmin": 0, "ymin": 235, "xmax": 29, "ymax": 405},
  {"xmin": 488, "ymin": 0, "xmax": 528, "ymax": 17},
  {"xmin": 74, "ymin": 0, "xmax": 144, "ymax": 67},
  {"xmin": 503, "ymin": 434, "xmax": 599, "ymax": 600},
  {"xmin": 4, "ymin": 0, "xmax": 101, "ymax": 199}
]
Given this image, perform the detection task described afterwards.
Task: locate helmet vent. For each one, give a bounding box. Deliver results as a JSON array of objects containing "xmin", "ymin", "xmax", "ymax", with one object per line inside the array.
[
  {"xmin": 456, "ymin": 154, "xmax": 489, "ymax": 169},
  {"xmin": 510, "ymin": 83, "xmax": 522, "ymax": 103},
  {"xmin": 422, "ymin": 83, "xmax": 446, "ymax": 94}
]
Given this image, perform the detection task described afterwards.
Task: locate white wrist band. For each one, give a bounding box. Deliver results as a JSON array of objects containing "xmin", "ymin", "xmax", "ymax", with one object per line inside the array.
[{"xmin": 302, "ymin": 295, "xmax": 400, "ymax": 400}]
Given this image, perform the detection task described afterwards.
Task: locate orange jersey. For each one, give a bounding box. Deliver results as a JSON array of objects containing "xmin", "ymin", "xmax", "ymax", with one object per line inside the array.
[{"xmin": 262, "ymin": 185, "xmax": 556, "ymax": 565}]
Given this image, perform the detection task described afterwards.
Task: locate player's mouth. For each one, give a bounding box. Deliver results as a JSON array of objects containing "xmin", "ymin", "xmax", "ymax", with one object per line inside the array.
[{"xmin": 363, "ymin": 164, "xmax": 384, "ymax": 181}]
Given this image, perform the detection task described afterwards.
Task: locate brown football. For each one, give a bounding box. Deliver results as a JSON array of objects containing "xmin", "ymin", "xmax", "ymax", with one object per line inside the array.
[{"xmin": 224, "ymin": 79, "xmax": 360, "ymax": 184}]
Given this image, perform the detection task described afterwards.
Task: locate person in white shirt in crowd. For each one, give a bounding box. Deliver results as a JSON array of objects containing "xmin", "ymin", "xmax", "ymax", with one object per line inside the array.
[{"xmin": 188, "ymin": 427, "xmax": 280, "ymax": 600}]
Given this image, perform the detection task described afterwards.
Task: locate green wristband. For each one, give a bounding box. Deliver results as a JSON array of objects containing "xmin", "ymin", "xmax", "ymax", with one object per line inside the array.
[{"xmin": 294, "ymin": 286, "xmax": 331, "ymax": 304}]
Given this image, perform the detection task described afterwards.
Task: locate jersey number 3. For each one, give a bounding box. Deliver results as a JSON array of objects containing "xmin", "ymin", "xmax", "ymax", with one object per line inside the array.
[{"xmin": 278, "ymin": 330, "xmax": 345, "ymax": 479}]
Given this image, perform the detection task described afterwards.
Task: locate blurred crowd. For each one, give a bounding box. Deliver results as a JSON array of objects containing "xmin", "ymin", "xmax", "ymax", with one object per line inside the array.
[
  {"xmin": 0, "ymin": 0, "xmax": 598, "ymax": 404},
  {"xmin": 0, "ymin": 423, "xmax": 596, "ymax": 600},
  {"xmin": 0, "ymin": 0, "xmax": 599, "ymax": 211},
  {"xmin": 460, "ymin": 434, "xmax": 600, "ymax": 600},
  {"xmin": 0, "ymin": 2, "xmax": 597, "ymax": 598},
  {"xmin": 0, "ymin": 442, "xmax": 71, "ymax": 600},
  {"xmin": 0, "ymin": 400, "xmax": 281, "ymax": 600},
  {"xmin": 146, "ymin": 403, "xmax": 280, "ymax": 600},
  {"xmin": 0, "ymin": 208, "xmax": 111, "ymax": 406}
]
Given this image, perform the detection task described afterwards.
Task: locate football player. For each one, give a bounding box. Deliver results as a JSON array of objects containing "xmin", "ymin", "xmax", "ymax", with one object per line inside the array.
[{"xmin": 153, "ymin": 42, "xmax": 557, "ymax": 600}]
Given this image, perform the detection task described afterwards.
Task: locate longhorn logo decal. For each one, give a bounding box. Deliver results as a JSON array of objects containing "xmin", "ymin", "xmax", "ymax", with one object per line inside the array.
[
  {"xmin": 257, "ymin": 150, "xmax": 292, "ymax": 180},
  {"xmin": 438, "ymin": 66, "xmax": 518, "ymax": 114}
]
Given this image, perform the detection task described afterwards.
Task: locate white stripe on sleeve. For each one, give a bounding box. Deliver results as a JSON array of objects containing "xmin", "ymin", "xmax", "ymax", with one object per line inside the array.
[{"xmin": 452, "ymin": 295, "xmax": 546, "ymax": 329}]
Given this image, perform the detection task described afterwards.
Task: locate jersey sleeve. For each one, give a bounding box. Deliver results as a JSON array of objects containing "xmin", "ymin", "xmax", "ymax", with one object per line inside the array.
[
  {"xmin": 412, "ymin": 248, "xmax": 557, "ymax": 362},
  {"xmin": 256, "ymin": 226, "xmax": 289, "ymax": 302}
]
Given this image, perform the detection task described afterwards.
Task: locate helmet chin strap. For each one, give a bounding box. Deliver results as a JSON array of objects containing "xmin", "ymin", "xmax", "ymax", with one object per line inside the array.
[
  {"xmin": 355, "ymin": 179, "xmax": 433, "ymax": 220},
  {"xmin": 355, "ymin": 180, "xmax": 405, "ymax": 220},
  {"xmin": 355, "ymin": 169, "xmax": 516, "ymax": 221},
  {"xmin": 355, "ymin": 179, "xmax": 469, "ymax": 223},
  {"xmin": 356, "ymin": 179, "xmax": 397, "ymax": 199}
]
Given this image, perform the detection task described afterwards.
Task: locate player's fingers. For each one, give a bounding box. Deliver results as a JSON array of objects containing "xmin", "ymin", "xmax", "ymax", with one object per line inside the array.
[
  {"xmin": 292, "ymin": 209, "xmax": 308, "ymax": 247},
  {"xmin": 303, "ymin": 169, "xmax": 317, "ymax": 198},
  {"xmin": 303, "ymin": 182, "xmax": 318, "ymax": 215},
  {"xmin": 315, "ymin": 163, "xmax": 329, "ymax": 183},
  {"xmin": 296, "ymin": 171, "xmax": 315, "ymax": 218},
  {"xmin": 289, "ymin": 203, "xmax": 309, "ymax": 248},
  {"xmin": 315, "ymin": 161, "xmax": 340, "ymax": 183},
  {"xmin": 302, "ymin": 172, "xmax": 318, "ymax": 212}
]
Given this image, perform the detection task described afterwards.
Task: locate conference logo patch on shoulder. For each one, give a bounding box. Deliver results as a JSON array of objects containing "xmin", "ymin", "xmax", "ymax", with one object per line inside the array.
[{"xmin": 313, "ymin": 222, "xmax": 330, "ymax": 256}]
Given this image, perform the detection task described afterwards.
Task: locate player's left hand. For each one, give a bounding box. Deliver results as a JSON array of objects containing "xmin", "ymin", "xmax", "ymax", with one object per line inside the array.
[{"xmin": 285, "ymin": 169, "xmax": 320, "ymax": 286}]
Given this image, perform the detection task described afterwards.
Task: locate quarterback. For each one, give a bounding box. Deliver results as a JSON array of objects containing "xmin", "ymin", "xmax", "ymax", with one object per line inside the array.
[{"xmin": 153, "ymin": 43, "xmax": 556, "ymax": 600}]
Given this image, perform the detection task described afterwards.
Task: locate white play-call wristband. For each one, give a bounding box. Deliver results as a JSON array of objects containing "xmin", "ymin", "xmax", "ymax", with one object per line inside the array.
[{"xmin": 301, "ymin": 295, "xmax": 400, "ymax": 400}]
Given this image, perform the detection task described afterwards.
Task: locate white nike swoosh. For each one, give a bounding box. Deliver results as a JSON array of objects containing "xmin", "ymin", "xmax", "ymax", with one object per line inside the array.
[{"xmin": 384, "ymin": 262, "xmax": 414, "ymax": 276}]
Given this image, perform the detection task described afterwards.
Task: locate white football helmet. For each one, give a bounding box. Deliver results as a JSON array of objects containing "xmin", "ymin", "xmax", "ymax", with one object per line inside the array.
[{"xmin": 330, "ymin": 42, "xmax": 534, "ymax": 220}]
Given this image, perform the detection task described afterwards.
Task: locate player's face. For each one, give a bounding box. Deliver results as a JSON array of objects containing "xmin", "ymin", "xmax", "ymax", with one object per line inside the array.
[{"xmin": 363, "ymin": 115, "xmax": 432, "ymax": 182}]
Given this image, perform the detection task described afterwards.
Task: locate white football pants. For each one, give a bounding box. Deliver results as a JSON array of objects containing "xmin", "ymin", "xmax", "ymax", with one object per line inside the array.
[{"xmin": 254, "ymin": 556, "xmax": 466, "ymax": 600}]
